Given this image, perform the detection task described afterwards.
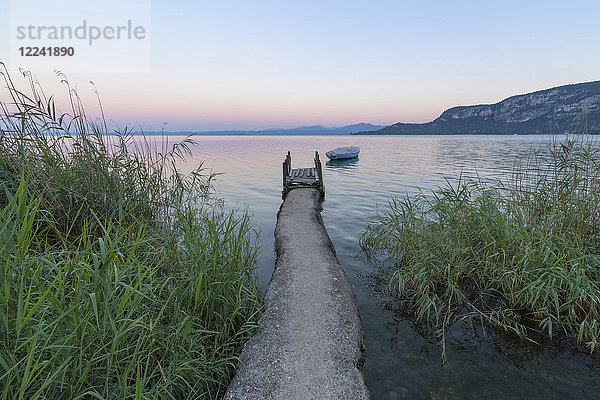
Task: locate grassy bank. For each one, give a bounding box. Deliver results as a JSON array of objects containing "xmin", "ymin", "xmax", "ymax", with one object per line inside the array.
[
  {"xmin": 360, "ymin": 134, "xmax": 600, "ymax": 362},
  {"xmin": 0, "ymin": 67, "xmax": 261, "ymax": 398}
]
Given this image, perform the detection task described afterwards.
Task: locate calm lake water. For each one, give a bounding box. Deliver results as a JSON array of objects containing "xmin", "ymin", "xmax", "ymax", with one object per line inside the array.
[{"xmin": 177, "ymin": 135, "xmax": 599, "ymax": 400}]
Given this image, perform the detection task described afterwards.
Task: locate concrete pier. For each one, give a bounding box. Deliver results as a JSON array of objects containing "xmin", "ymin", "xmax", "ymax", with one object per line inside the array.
[{"xmin": 224, "ymin": 188, "xmax": 370, "ymax": 400}]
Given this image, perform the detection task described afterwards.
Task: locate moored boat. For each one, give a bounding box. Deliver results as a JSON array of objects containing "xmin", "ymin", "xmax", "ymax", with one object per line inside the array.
[{"xmin": 325, "ymin": 146, "xmax": 360, "ymax": 160}]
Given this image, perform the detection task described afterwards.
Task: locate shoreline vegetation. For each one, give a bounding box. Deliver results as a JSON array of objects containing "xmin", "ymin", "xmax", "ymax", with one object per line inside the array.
[
  {"xmin": 0, "ymin": 67, "xmax": 262, "ymax": 398},
  {"xmin": 360, "ymin": 132, "xmax": 600, "ymax": 362}
]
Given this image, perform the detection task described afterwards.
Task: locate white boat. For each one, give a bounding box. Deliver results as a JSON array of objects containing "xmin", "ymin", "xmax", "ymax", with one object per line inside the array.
[{"xmin": 325, "ymin": 146, "xmax": 360, "ymax": 160}]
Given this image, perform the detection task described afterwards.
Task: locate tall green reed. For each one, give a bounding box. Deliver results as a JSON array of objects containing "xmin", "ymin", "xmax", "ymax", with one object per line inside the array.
[
  {"xmin": 0, "ymin": 65, "xmax": 261, "ymax": 399},
  {"xmin": 361, "ymin": 133, "xmax": 600, "ymax": 362}
]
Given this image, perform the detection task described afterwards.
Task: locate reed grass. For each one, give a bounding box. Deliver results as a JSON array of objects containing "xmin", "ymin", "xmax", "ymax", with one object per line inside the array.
[
  {"xmin": 0, "ymin": 65, "xmax": 261, "ymax": 398},
  {"xmin": 360, "ymin": 133, "xmax": 600, "ymax": 362}
]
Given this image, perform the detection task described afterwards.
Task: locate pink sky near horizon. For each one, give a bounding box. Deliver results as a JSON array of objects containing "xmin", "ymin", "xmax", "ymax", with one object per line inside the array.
[{"xmin": 1, "ymin": 1, "xmax": 599, "ymax": 132}]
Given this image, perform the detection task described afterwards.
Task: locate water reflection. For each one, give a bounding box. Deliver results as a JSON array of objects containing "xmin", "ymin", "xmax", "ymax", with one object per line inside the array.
[{"xmin": 325, "ymin": 157, "xmax": 359, "ymax": 168}]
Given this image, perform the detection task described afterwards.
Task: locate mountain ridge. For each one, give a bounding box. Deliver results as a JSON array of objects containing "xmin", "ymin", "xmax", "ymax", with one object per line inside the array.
[
  {"xmin": 144, "ymin": 123, "xmax": 387, "ymax": 136},
  {"xmin": 258, "ymin": 123, "xmax": 386, "ymax": 135},
  {"xmin": 356, "ymin": 80, "xmax": 600, "ymax": 135}
]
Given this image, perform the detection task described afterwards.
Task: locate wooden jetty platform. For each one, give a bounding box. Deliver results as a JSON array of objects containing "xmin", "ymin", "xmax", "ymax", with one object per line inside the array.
[{"xmin": 282, "ymin": 151, "xmax": 324, "ymax": 199}]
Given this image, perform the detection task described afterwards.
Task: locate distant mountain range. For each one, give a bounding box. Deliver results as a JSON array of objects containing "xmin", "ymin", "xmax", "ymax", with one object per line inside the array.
[
  {"xmin": 356, "ymin": 81, "xmax": 600, "ymax": 135},
  {"xmin": 258, "ymin": 123, "xmax": 386, "ymax": 135},
  {"xmin": 158, "ymin": 123, "xmax": 387, "ymax": 136}
]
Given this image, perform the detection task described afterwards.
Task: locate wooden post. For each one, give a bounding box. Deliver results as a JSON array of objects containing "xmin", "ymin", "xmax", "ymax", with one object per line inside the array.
[{"xmin": 314, "ymin": 151, "xmax": 324, "ymax": 194}]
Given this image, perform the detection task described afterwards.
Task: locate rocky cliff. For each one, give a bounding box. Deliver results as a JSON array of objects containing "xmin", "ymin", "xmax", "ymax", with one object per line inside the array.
[{"xmin": 358, "ymin": 81, "xmax": 600, "ymax": 135}]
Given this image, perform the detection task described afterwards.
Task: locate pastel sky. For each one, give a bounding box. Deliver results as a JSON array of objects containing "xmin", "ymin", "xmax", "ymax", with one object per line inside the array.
[{"xmin": 1, "ymin": 0, "xmax": 599, "ymax": 131}]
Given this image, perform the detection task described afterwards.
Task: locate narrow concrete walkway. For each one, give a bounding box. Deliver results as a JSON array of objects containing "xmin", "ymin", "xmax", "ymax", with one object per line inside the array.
[{"xmin": 224, "ymin": 188, "xmax": 370, "ymax": 400}]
